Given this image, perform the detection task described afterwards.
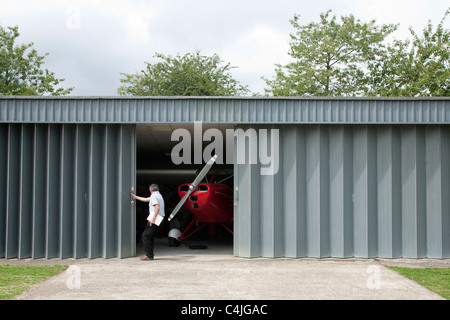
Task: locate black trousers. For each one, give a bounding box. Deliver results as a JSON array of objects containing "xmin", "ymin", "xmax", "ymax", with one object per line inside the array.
[{"xmin": 142, "ymin": 222, "xmax": 161, "ymax": 258}]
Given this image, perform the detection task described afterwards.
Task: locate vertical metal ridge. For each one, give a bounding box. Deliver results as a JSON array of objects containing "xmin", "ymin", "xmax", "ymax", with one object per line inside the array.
[
  {"xmin": 282, "ymin": 126, "xmax": 306, "ymax": 258},
  {"xmin": 73, "ymin": 125, "xmax": 81, "ymax": 258},
  {"xmin": 89, "ymin": 125, "xmax": 103, "ymax": 258},
  {"xmin": 115, "ymin": 125, "xmax": 136, "ymax": 258},
  {"xmin": 329, "ymin": 125, "xmax": 353, "ymax": 258},
  {"xmin": 117, "ymin": 126, "xmax": 124, "ymax": 258},
  {"xmin": 87, "ymin": 125, "xmax": 95, "ymax": 258},
  {"xmin": 45, "ymin": 124, "xmax": 60, "ymax": 258},
  {"xmin": 353, "ymin": 125, "xmax": 378, "ymax": 258},
  {"xmin": 310, "ymin": 126, "xmax": 330, "ymax": 257},
  {"xmin": 377, "ymin": 126, "xmax": 402, "ymax": 258},
  {"xmin": 6, "ymin": 124, "xmax": 20, "ymax": 258},
  {"xmin": 59, "ymin": 124, "xmax": 73, "ymax": 258},
  {"xmin": 101, "ymin": 125, "xmax": 108, "ymax": 257},
  {"xmin": 17, "ymin": 125, "xmax": 29, "ymax": 258},
  {"xmin": 31, "ymin": 125, "xmax": 46, "ymax": 258},
  {"xmin": 401, "ymin": 126, "xmax": 427, "ymax": 258},
  {"xmin": 260, "ymin": 126, "xmax": 283, "ymax": 258},
  {"xmin": 103, "ymin": 125, "xmax": 118, "ymax": 258},
  {"xmin": 234, "ymin": 124, "xmax": 261, "ymax": 258},
  {"xmin": 0, "ymin": 125, "xmax": 7, "ymax": 258}
]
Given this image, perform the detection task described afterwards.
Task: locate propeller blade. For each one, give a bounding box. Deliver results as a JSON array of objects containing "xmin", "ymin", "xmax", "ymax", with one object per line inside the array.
[
  {"xmin": 167, "ymin": 189, "xmax": 192, "ymax": 221},
  {"xmin": 167, "ymin": 155, "xmax": 218, "ymax": 222},
  {"xmin": 191, "ymin": 155, "xmax": 218, "ymax": 187}
]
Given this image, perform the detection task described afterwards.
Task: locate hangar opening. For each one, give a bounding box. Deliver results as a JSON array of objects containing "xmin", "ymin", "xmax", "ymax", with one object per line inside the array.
[{"xmin": 135, "ymin": 123, "xmax": 234, "ymax": 256}]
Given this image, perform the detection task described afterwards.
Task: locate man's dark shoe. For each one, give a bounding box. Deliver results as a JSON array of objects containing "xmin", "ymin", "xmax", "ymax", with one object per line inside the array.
[{"xmin": 140, "ymin": 255, "xmax": 154, "ymax": 261}]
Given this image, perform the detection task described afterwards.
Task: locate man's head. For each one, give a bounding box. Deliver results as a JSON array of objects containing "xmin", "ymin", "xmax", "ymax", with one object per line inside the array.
[{"xmin": 149, "ymin": 184, "xmax": 159, "ymax": 193}]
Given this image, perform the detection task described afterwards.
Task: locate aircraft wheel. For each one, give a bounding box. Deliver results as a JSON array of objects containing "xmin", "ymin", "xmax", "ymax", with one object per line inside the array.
[{"xmin": 169, "ymin": 237, "xmax": 180, "ymax": 247}]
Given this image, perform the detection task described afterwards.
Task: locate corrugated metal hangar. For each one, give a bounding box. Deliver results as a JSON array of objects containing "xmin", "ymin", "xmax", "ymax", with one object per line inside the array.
[{"xmin": 0, "ymin": 97, "xmax": 449, "ymax": 259}]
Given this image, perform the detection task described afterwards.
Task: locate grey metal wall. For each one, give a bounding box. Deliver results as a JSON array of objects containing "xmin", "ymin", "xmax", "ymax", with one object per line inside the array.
[
  {"xmin": 0, "ymin": 123, "xmax": 136, "ymax": 259},
  {"xmin": 234, "ymin": 124, "xmax": 449, "ymax": 259},
  {"xmin": 1, "ymin": 98, "xmax": 449, "ymax": 260}
]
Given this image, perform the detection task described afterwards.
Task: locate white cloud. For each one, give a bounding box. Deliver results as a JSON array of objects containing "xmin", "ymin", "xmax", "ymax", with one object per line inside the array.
[
  {"xmin": 354, "ymin": 0, "xmax": 449, "ymax": 40},
  {"xmin": 238, "ymin": 25, "xmax": 290, "ymax": 70},
  {"xmin": 0, "ymin": 0, "xmax": 154, "ymax": 41},
  {"xmin": 222, "ymin": 24, "xmax": 291, "ymax": 94},
  {"xmin": 89, "ymin": 0, "xmax": 154, "ymax": 43}
]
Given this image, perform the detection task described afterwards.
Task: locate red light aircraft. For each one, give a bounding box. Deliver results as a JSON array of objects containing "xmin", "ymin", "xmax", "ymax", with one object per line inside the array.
[{"xmin": 167, "ymin": 155, "xmax": 233, "ymax": 242}]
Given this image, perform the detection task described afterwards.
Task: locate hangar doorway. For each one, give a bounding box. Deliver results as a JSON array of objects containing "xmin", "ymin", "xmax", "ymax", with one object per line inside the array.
[{"xmin": 135, "ymin": 123, "xmax": 234, "ymax": 256}]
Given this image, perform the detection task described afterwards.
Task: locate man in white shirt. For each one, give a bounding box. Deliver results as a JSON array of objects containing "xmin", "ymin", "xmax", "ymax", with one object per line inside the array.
[{"xmin": 131, "ymin": 184, "xmax": 165, "ymax": 260}]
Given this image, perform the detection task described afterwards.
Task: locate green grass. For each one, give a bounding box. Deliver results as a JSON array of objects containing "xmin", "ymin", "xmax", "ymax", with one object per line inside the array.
[
  {"xmin": 387, "ymin": 266, "xmax": 450, "ymax": 300},
  {"xmin": 0, "ymin": 264, "xmax": 67, "ymax": 300}
]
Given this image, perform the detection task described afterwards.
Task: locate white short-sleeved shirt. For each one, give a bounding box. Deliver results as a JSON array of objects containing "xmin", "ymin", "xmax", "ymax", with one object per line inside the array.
[{"xmin": 148, "ymin": 191, "xmax": 165, "ymax": 221}]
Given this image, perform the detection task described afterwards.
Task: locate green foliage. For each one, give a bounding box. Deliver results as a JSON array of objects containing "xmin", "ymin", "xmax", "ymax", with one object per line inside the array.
[
  {"xmin": 368, "ymin": 9, "xmax": 450, "ymax": 97},
  {"xmin": 264, "ymin": 10, "xmax": 397, "ymax": 96},
  {"xmin": 264, "ymin": 8, "xmax": 450, "ymax": 97},
  {"xmin": 0, "ymin": 264, "xmax": 67, "ymax": 300},
  {"xmin": 0, "ymin": 25, "xmax": 73, "ymax": 96},
  {"xmin": 118, "ymin": 51, "xmax": 249, "ymax": 96}
]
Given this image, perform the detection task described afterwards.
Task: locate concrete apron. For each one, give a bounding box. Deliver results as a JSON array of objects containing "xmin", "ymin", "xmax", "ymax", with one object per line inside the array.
[{"xmin": 4, "ymin": 239, "xmax": 446, "ymax": 300}]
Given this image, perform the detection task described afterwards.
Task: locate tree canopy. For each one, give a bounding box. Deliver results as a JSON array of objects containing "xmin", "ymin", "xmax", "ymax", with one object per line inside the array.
[
  {"xmin": 263, "ymin": 10, "xmax": 397, "ymax": 96},
  {"xmin": 264, "ymin": 9, "xmax": 450, "ymax": 97},
  {"xmin": 0, "ymin": 25, "xmax": 73, "ymax": 96},
  {"xmin": 118, "ymin": 51, "xmax": 249, "ymax": 96},
  {"xmin": 368, "ymin": 9, "xmax": 450, "ymax": 97}
]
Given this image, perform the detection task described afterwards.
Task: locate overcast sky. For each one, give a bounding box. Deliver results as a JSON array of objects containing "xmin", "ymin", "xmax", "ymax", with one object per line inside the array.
[{"xmin": 1, "ymin": 0, "xmax": 449, "ymax": 96}]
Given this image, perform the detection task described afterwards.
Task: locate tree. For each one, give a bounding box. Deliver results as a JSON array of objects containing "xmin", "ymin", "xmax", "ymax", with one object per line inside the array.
[
  {"xmin": 368, "ymin": 9, "xmax": 450, "ymax": 97},
  {"xmin": 263, "ymin": 10, "xmax": 397, "ymax": 96},
  {"xmin": 118, "ymin": 51, "xmax": 249, "ymax": 96},
  {"xmin": 0, "ymin": 25, "xmax": 73, "ymax": 96}
]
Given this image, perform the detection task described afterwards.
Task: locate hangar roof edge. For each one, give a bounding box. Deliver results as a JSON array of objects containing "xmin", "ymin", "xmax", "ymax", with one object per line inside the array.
[
  {"xmin": 1, "ymin": 96, "xmax": 449, "ymax": 124},
  {"xmin": 0, "ymin": 96, "xmax": 449, "ymax": 101}
]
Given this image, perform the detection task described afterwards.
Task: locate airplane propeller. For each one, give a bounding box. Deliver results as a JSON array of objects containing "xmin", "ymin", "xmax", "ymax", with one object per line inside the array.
[{"xmin": 167, "ymin": 155, "xmax": 218, "ymax": 222}]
